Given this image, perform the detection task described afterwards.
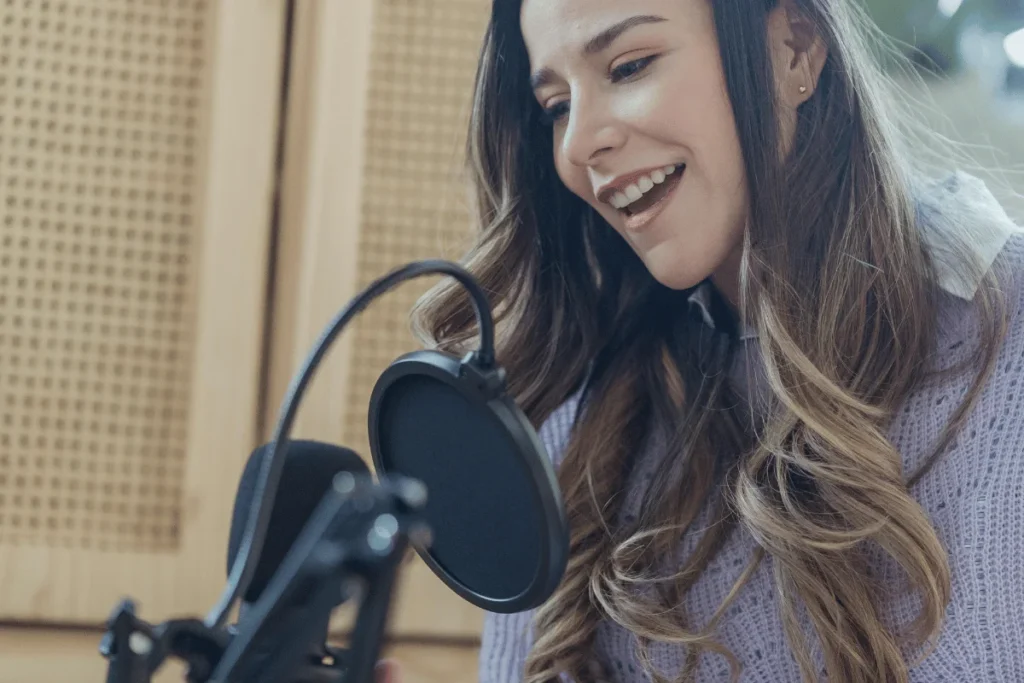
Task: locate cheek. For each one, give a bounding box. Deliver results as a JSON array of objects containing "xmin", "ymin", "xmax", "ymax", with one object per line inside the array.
[
  {"xmin": 657, "ymin": 71, "xmax": 748, "ymax": 224},
  {"xmin": 665, "ymin": 75, "xmax": 742, "ymax": 181}
]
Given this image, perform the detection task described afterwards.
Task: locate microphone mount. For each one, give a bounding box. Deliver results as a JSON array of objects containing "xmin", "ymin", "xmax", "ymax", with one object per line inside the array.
[{"xmin": 100, "ymin": 472, "xmax": 430, "ymax": 683}]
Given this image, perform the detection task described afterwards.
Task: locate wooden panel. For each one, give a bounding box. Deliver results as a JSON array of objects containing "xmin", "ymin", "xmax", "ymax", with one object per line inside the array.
[
  {"xmin": 340, "ymin": 0, "xmax": 489, "ymax": 464},
  {"xmin": 0, "ymin": 0, "xmax": 210, "ymax": 553},
  {"xmin": 0, "ymin": 0, "xmax": 286, "ymax": 623},
  {"xmin": 0, "ymin": 625, "xmax": 479, "ymax": 683},
  {"xmin": 265, "ymin": 0, "xmax": 489, "ymax": 641}
]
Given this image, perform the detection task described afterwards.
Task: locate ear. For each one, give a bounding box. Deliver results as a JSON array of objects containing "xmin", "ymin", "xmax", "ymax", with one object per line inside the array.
[{"xmin": 767, "ymin": 1, "xmax": 828, "ymax": 109}]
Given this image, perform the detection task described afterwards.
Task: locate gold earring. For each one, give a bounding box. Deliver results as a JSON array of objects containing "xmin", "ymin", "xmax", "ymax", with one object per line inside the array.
[{"xmin": 799, "ymin": 85, "xmax": 808, "ymax": 93}]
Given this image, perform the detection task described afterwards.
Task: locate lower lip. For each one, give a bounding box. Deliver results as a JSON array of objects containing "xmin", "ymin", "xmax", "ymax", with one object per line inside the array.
[{"xmin": 621, "ymin": 170, "xmax": 684, "ymax": 234}]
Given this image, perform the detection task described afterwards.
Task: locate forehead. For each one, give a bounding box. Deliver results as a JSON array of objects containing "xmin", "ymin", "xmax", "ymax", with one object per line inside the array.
[{"xmin": 520, "ymin": 0, "xmax": 684, "ymax": 59}]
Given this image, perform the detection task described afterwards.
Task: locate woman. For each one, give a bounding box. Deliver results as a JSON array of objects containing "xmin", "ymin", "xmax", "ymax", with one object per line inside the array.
[{"xmin": 404, "ymin": 0, "xmax": 1024, "ymax": 681}]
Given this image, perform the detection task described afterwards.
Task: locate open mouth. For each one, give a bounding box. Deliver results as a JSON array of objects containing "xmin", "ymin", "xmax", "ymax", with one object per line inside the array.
[{"xmin": 610, "ymin": 164, "xmax": 685, "ymax": 218}]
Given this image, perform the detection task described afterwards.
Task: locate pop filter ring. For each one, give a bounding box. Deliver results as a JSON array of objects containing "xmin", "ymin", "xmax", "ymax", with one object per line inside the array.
[
  {"xmin": 368, "ymin": 349, "xmax": 568, "ymax": 613},
  {"xmin": 206, "ymin": 260, "xmax": 509, "ymax": 628}
]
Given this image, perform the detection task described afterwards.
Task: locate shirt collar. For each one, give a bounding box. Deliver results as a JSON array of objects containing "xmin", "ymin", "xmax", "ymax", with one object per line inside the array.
[{"xmin": 687, "ymin": 171, "xmax": 1021, "ymax": 340}]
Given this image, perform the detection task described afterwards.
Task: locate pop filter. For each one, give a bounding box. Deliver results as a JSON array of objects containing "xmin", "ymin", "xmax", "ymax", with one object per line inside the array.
[
  {"xmin": 368, "ymin": 349, "xmax": 568, "ymax": 614},
  {"xmin": 208, "ymin": 259, "xmax": 569, "ymax": 630}
]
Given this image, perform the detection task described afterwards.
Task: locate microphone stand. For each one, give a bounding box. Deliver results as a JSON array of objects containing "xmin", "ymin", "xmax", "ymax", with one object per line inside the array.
[
  {"xmin": 100, "ymin": 473, "xmax": 429, "ymax": 683},
  {"xmin": 99, "ymin": 602, "xmax": 232, "ymax": 683},
  {"xmin": 101, "ymin": 259, "xmax": 491, "ymax": 683}
]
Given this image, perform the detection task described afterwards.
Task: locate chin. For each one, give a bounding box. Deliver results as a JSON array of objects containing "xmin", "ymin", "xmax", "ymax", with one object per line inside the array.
[
  {"xmin": 649, "ymin": 270, "xmax": 706, "ymax": 291},
  {"xmin": 634, "ymin": 228, "xmax": 742, "ymax": 293},
  {"xmin": 640, "ymin": 250, "xmax": 712, "ymax": 292}
]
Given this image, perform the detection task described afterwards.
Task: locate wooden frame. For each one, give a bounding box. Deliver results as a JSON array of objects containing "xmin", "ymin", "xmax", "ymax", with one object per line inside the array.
[
  {"xmin": 265, "ymin": 0, "xmax": 485, "ymax": 641},
  {"xmin": 261, "ymin": 0, "xmax": 373, "ymax": 444}
]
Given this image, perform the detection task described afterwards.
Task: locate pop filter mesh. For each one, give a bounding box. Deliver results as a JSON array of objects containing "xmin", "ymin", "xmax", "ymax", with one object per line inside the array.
[{"xmin": 374, "ymin": 374, "xmax": 543, "ymax": 600}]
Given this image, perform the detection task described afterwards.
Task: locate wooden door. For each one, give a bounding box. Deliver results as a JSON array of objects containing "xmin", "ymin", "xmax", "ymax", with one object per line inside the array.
[{"xmin": 0, "ymin": 0, "xmax": 286, "ymax": 625}]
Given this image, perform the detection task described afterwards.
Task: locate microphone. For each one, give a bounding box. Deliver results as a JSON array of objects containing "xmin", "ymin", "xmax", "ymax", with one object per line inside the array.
[
  {"xmin": 98, "ymin": 259, "xmax": 570, "ymax": 683},
  {"xmin": 211, "ymin": 458, "xmax": 427, "ymax": 683},
  {"xmin": 227, "ymin": 440, "xmax": 370, "ymax": 604},
  {"xmin": 223, "ymin": 440, "xmax": 371, "ymax": 681}
]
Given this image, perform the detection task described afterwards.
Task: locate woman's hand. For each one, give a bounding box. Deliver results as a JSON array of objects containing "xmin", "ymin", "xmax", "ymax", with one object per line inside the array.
[{"xmin": 375, "ymin": 658, "xmax": 402, "ymax": 683}]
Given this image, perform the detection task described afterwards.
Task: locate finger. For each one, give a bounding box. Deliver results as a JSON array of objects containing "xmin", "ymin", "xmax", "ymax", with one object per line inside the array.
[{"xmin": 375, "ymin": 658, "xmax": 399, "ymax": 683}]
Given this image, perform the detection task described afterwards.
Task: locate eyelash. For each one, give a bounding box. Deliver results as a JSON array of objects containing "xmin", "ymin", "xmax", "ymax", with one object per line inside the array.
[
  {"xmin": 541, "ymin": 55, "xmax": 660, "ymax": 125},
  {"xmin": 610, "ymin": 54, "xmax": 658, "ymax": 83}
]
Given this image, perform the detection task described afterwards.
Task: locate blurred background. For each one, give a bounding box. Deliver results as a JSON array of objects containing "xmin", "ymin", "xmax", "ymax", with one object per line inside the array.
[{"xmin": 0, "ymin": 1, "xmax": 1021, "ymax": 682}]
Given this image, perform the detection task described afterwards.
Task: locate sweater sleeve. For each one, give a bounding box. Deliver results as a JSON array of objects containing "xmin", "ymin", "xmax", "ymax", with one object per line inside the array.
[
  {"xmin": 478, "ymin": 390, "xmax": 582, "ymax": 683},
  {"xmin": 919, "ymin": 234, "xmax": 1024, "ymax": 678},
  {"xmin": 981, "ymin": 260, "xmax": 1024, "ymax": 677}
]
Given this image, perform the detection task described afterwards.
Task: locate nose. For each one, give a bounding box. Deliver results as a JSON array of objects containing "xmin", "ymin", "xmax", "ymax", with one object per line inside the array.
[{"xmin": 560, "ymin": 97, "xmax": 625, "ymax": 169}]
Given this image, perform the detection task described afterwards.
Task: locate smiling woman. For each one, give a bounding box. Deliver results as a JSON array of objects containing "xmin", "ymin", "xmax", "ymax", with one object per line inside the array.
[
  {"xmin": 410, "ymin": 0, "xmax": 1024, "ymax": 682},
  {"xmin": 521, "ymin": 3, "xmax": 762, "ymax": 293}
]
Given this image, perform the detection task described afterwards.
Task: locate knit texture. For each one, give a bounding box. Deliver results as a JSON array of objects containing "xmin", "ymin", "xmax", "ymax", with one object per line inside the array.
[{"xmin": 478, "ymin": 234, "xmax": 1024, "ymax": 681}]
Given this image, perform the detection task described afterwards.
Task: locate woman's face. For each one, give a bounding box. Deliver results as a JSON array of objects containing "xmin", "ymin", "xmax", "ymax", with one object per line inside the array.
[{"xmin": 520, "ymin": 0, "xmax": 749, "ymax": 292}]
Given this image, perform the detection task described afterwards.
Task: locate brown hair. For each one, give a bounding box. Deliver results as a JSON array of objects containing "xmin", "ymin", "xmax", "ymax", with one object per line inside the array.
[{"xmin": 412, "ymin": 1, "xmax": 1010, "ymax": 681}]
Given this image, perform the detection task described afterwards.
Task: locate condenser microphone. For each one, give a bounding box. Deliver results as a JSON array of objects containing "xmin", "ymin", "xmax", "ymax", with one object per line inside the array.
[
  {"xmin": 226, "ymin": 439, "xmax": 370, "ymax": 603},
  {"xmin": 224, "ymin": 440, "xmax": 370, "ymax": 682}
]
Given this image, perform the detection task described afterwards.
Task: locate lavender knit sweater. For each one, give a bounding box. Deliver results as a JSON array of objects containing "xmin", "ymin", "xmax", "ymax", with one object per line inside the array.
[{"xmin": 478, "ymin": 175, "xmax": 1024, "ymax": 682}]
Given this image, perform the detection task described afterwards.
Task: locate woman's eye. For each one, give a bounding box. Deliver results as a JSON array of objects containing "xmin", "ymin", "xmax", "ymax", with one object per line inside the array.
[
  {"xmin": 610, "ymin": 55, "xmax": 658, "ymax": 83},
  {"xmin": 537, "ymin": 55, "xmax": 658, "ymax": 125},
  {"xmin": 541, "ymin": 100, "xmax": 570, "ymax": 125}
]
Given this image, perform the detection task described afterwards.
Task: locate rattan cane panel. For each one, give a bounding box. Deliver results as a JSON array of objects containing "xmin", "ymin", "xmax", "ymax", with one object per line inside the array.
[
  {"xmin": 341, "ymin": 0, "xmax": 489, "ymax": 460},
  {"xmin": 0, "ymin": 0, "xmax": 209, "ymax": 551}
]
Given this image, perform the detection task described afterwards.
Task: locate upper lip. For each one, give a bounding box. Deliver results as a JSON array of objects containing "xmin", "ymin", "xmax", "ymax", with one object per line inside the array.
[{"xmin": 594, "ymin": 163, "xmax": 682, "ymax": 206}]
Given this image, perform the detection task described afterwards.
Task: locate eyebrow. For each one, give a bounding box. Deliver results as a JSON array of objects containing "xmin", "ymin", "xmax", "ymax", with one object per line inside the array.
[{"xmin": 529, "ymin": 14, "xmax": 668, "ymax": 91}]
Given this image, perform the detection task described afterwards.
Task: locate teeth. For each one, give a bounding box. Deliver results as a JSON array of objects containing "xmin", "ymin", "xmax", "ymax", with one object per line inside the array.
[{"xmin": 605, "ymin": 164, "xmax": 683, "ymax": 210}]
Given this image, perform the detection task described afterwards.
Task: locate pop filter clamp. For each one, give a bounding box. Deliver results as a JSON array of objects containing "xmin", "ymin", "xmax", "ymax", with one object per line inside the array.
[{"xmin": 100, "ymin": 261, "xmax": 502, "ymax": 683}]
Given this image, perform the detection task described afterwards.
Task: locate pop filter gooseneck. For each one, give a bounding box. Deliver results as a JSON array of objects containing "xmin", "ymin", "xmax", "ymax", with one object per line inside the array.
[{"xmin": 206, "ymin": 260, "xmax": 509, "ymax": 628}]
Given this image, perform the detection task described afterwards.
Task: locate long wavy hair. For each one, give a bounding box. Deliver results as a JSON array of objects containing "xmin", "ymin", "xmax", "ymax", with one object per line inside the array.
[{"xmin": 411, "ymin": 1, "xmax": 1010, "ymax": 681}]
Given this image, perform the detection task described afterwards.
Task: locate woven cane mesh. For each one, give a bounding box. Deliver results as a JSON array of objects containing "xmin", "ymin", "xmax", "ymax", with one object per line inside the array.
[
  {"xmin": 0, "ymin": 0, "xmax": 209, "ymax": 551},
  {"xmin": 341, "ymin": 0, "xmax": 489, "ymax": 458}
]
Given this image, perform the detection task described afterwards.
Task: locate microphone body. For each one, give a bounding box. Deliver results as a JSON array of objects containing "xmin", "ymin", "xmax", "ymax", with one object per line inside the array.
[
  {"xmin": 223, "ymin": 441, "xmax": 372, "ymax": 682},
  {"xmin": 214, "ymin": 467, "xmax": 427, "ymax": 683}
]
